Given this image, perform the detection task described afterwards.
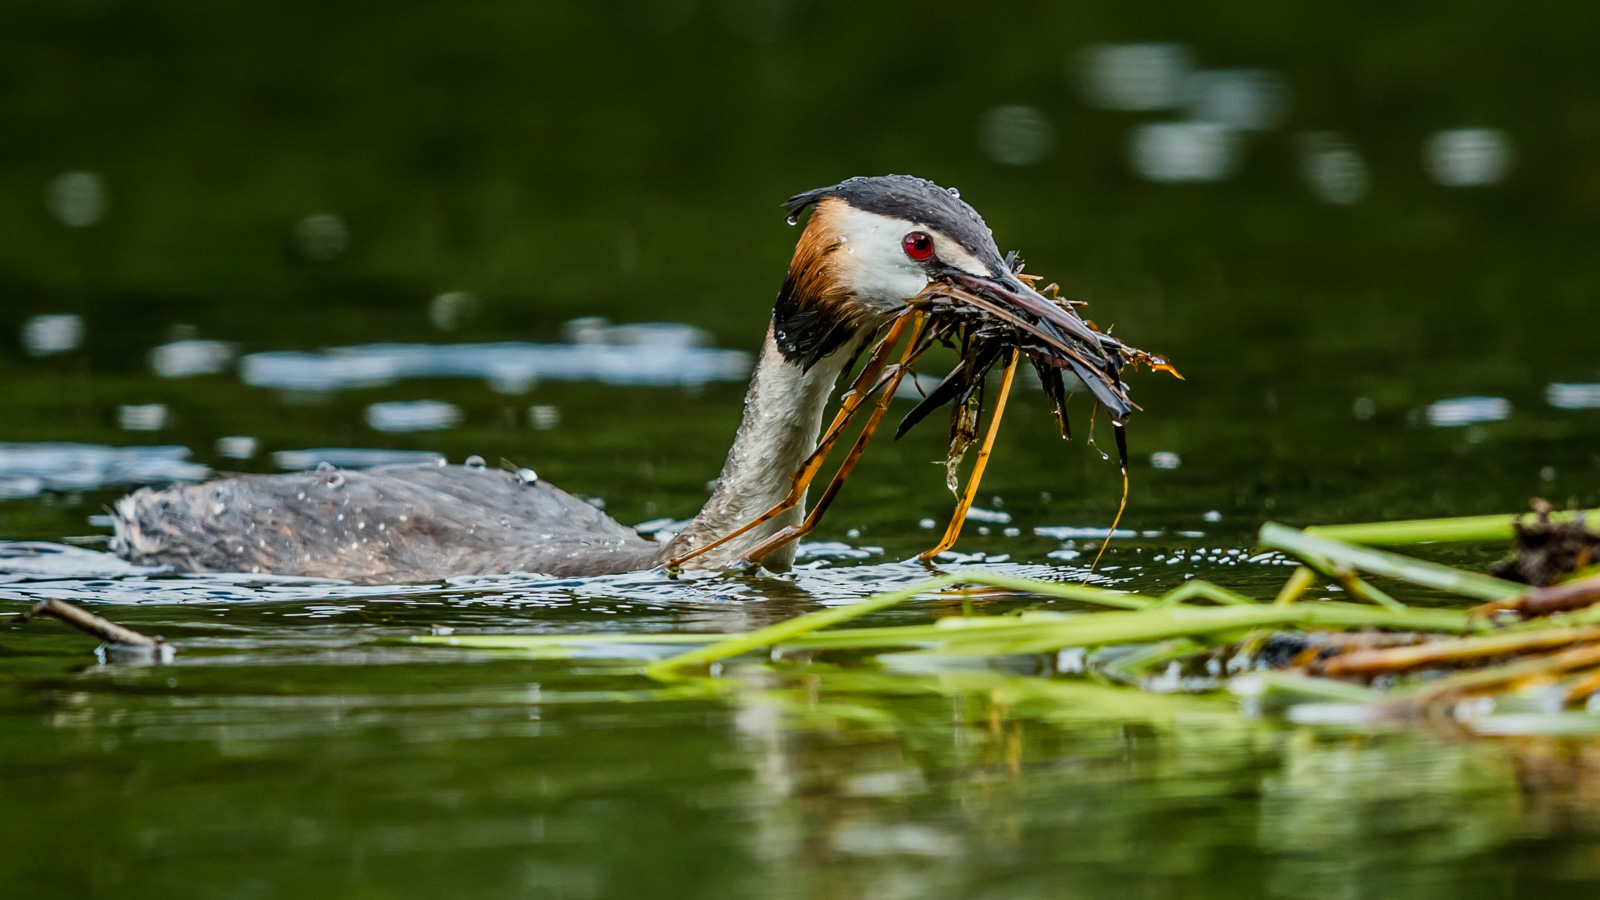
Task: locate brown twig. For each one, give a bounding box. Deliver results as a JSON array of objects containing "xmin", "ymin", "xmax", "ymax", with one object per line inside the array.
[
  {"xmin": 1394, "ymin": 641, "xmax": 1600, "ymax": 709},
  {"xmin": 15, "ymin": 598, "xmax": 174, "ymax": 661},
  {"xmin": 1322, "ymin": 626, "xmax": 1600, "ymax": 677},
  {"xmin": 1470, "ymin": 574, "xmax": 1600, "ymax": 620},
  {"xmin": 919, "ymin": 348, "xmax": 1019, "ymax": 560},
  {"xmin": 1563, "ymin": 667, "xmax": 1600, "ymax": 705}
]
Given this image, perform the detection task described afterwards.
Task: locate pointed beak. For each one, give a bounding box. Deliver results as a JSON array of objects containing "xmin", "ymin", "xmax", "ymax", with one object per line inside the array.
[{"xmin": 951, "ymin": 269, "xmax": 1107, "ymax": 351}]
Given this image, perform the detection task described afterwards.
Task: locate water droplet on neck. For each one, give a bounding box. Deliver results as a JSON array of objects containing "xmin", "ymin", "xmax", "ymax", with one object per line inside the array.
[{"xmin": 785, "ymin": 213, "xmax": 799, "ymax": 226}]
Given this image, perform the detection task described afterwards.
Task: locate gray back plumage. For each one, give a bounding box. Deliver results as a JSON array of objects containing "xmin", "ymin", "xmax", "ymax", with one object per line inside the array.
[{"xmin": 112, "ymin": 464, "xmax": 662, "ymax": 583}]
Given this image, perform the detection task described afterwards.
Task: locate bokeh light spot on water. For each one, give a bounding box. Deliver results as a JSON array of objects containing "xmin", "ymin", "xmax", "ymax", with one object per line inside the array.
[
  {"xmin": 1077, "ymin": 43, "xmax": 1192, "ymax": 111},
  {"xmin": 429, "ymin": 291, "xmax": 480, "ymax": 331},
  {"xmin": 1183, "ymin": 69, "xmax": 1289, "ymax": 131},
  {"xmin": 1353, "ymin": 396, "xmax": 1377, "ymax": 420},
  {"xmin": 20, "ymin": 314, "xmax": 84, "ymax": 356},
  {"xmin": 271, "ymin": 448, "xmax": 445, "ymax": 470},
  {"xmin": 563, "ymin": 317, "xmax": 707, "ymax": 348},
  {"xmin": 1425, "ymin": 396, "xmax": 1513, "ymax": 427},
  {"xmin": 1425, "ymin": 129, "xmax": 1514, "ymax": 186},
  {"xmin": 365, "ymin": 400, "xmax": 463, "ymax": 433},
  {"xmin": 150, "ymin": 339, "xmax": 236, "ymax": 378},
  {"xmin": 964, "ymin": 506, "xmax": 1011, "ymax": 524},
  {"xmin": 117, "ymin": 404, "xmax": 169, "ymax": 431},
  {"xmin": 1547, "ymin": 383, "xmax": 1600, "ymax": 409},
  {"xmin": 215, "ymin": 436, "xmax": 258, "ymax": 460},
  {"xmin": 1035, "ymin": 525, "xmax": 1138, "ymax": 540},
  {"xmin": 1150, "ymin": 451, "xmax": 1182, "ymax": 469},
  {"xmin": 528, "ymin": 405, "xmax": 560, "ymax": 430},
  {"xmin": 1300, "ymin": 132, "xmax": 1370, "ymax": 205},
  {"xmin": 0, "ymin": 442, "xmax": 208, "ymax": 493},
  {"xmin": 293, "ymin": 213, "xmax": 349, "ymax": 261},
  {"xmin": 46, "ymin": 171, "xmax": 106, "ymax": 227},
  {"xmin": 1130, "ymin": 122, "xmax": 1240, "ymax": 182},
  {"xmin": 240, "ymin": 325, "xmax": 749, "ymax": 393},
  {"xmin": 980, "ymin": 105, "xmax": 1055, "ymax": 166}
]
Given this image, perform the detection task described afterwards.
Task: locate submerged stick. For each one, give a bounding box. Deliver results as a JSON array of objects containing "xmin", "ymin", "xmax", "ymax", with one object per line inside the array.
[
  {"xmin": 15, "ymin": 598, "xmax": 174, "ymax": 662},
  {"xmin": 17, "ymin": 599, "xmax": 160, "ymax": 647}
]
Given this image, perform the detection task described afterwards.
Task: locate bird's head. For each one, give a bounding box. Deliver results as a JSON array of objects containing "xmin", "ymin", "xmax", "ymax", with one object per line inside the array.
[{"xmin": 772, "ymin": 174, "xmax": 1030, "ymax": 370}]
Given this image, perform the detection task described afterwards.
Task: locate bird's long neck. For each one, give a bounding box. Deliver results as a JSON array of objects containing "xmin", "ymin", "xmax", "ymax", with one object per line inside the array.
[{"xmin": 663, "ymin": 325, "xmax": 855, "ymax": 571}]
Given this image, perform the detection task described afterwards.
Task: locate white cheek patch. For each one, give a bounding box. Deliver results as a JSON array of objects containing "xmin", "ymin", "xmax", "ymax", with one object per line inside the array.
[{"xmin": 830, "ymin": 205, "xmax": 931, "ymax": 308}]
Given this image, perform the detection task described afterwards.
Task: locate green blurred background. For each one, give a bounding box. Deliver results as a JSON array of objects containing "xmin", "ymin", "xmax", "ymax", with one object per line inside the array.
[{"xmin": 7, "ymin": 7, "xmax": 1600, "ymax": 899}]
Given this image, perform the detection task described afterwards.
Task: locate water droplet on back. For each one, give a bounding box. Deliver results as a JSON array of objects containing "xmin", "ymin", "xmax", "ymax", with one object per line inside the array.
[
  {"xmin": 517, "ymin": 468, "xmax": 539, "ymax": 484},
  {"xmin": 464, "ymin": 455, "xmax": 486, "ymax": 469}
]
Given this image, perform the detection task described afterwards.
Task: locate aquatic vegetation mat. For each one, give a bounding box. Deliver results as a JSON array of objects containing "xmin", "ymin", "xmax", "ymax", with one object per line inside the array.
[{"xmin": 428, "ymin": 507, "xmax": 1600, "ymax": 734}]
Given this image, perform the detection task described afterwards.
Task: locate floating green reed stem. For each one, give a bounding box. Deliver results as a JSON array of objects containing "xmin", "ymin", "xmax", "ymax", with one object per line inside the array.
[
  {"xmin": 871, "ymin": 601, "xmax": 1476, "ymax": 660},
  {"xmin": 1305, "ymin": 508, "xmax": 1600, "ymax": 546},
  {"xmin": 642, "ymin": 571, "xmax": 1163, "ymax": 677},
  {"xmin": 643, "ymin": 573, "xmax": 962, "ymax": 679},
  {"xmin": 412, "ymin": 508, "xmax": 1600, "ymax": 724},
  {"xmin": 1260, "ymin": 522, "xmax": 1523, "ymax": 601}
]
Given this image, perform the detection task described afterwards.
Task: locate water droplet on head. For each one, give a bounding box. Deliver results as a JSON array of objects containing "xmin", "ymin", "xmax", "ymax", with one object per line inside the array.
[
  {"xmin": 785, "ymin": 213, "xmax": 799, "ymax": 226},
  {"xmin": 326, "ymin": 472, "xmax": 345, "ymax": 488},
  {"xmin": 517, "ymin": 467, "xmax": 539, "ymax": 484},
  {"xmin": 315, "ymin": 461, "xmax": 335, "ymax": 473},
  {"xmin": 947, "ymin": 186, "xmax": 960, "ymax": 198},
  {"xmin": 464, "ymin": 455, "xmax": 486, "ymax": 469}
]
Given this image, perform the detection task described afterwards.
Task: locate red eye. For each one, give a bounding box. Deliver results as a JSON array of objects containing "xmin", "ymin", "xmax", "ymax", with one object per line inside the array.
[{"xmin": 902, "ymin": 231, "xmax": 934, "ymax": 261}]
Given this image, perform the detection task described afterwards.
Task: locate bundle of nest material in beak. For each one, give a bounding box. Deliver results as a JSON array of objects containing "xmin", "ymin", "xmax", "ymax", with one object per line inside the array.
[
  {"xmin": 877, "ymin": 258, "xmax": 1180, "ymax": 560},
  {"xmin": 666, "ymin": 256, "xmax": 1179, "ymax": 570},
  {"xmin": 900, "ymin": 257, "xmax": 1180, "ymax": 482}
]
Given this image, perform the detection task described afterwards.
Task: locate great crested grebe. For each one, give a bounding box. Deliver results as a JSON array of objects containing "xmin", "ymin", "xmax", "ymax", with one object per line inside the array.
[{"xmin": 111, "ymin": 175, "xmax": 1134, "ymax": 584}]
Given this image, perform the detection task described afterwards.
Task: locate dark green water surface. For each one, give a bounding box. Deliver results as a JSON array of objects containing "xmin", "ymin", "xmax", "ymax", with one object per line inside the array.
[{"xmin": 4, "ymin": 2, "xmax": 1600, "ymax": 897}]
